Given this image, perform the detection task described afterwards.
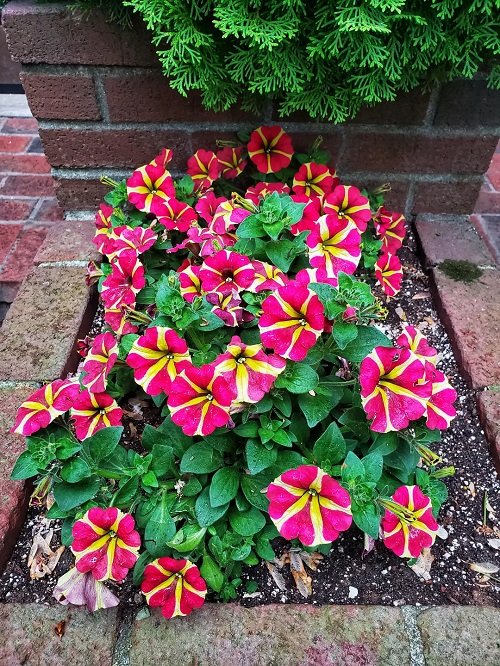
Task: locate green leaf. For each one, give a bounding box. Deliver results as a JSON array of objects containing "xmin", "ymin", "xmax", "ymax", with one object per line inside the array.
[
  {"xmin": 209, "ymin": 467, "xmax": 240, "ymax": 507},
  {"xmin": 265, "ymin": 239, "xmax": 302, "ymax": 272},
  {"xmin": 195, "ymin": 487, "xmax": 230, "ymax": 527},
  {"xmin": 180, "ymin": 442, "xmax": 224, "ymax": 474},
  {"xmin": 133, "ymin": 551, "xmax": 152, "ymax": 587},
  {"xmin": 229, "ymin": 506, "xmax": 266, "ymax": 536},
  {"xmin": 234, "ymin": 421, "xmax": 260, "ymax": 438},
  {"xmin": 10, "ymin": 451, "xmax": 39, "ymax": 480},
  {"xmin": 82, "ymin": 426, "xmax": 123, "ymax": 464},
  {"xmin": 298, "ymin": 384, "xmax": 344, "ymax": 427},
  {"xmin": 313, "ymin": 422, "xmax": 346, "ymax": 467},
  {"xmin": 275, "ymin": 363, "xmax": 319, "ymax": 393},
  {"xmin": 167, "ymin": 524, "xmax": 206, "ymax": 553},
  {"xmin": 157, "ymin": 416, "xmax": 192, "ymax": 458},
  {"xmin": 368, "ymin": 432, "xmax": 399, "ymax": 457},
  {"xmin": 144, "ymin": 493, "xmax": 176, "ymax": 557},
  {"xmin": 150, "ymin": 444, "xmax": 174, "ymax": 479},
  {"xmin": 240, "ymin": 474, "xmax": 270, "ymax": 511},
  {"xmin": 112, "ymin": 475, "xmax": 140, "ymax": 509},
  {"xmin": 53, "ymin": 477, "xmax": 100, "ymax": 511},
  {"xmin": 352, "ymin": 501, "xmax": 381, "ymax": 539},
  {"xmin": 341, "ymin": 326, "xmax": 392, "ymax": 363},
  {"xmin": 342, "ymin": 451, "xmax": 366, "ymax": 483},
  {"xmin": 236, "ymin": 215, "xmax": 265, "ymax": 238},
  {"xmin": 200, "ymin": 554, "xmax": 224, "ymax": 593},
  {"xmin": 246, "ymin": 440, "xmax": 278, "ymax": 474},
  {"xmin": 60, "ymin": 458, "xmax": 92, "ymax": 484},
  {"xmin": 361, "ymin": 452, "xmax": 383, "ymax": 483},
  {"xmin": 332, "ymin": 321, "xmax": 358, "ymax": 350}
]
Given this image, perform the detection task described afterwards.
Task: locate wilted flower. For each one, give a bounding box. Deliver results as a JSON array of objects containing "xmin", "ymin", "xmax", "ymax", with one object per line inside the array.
[
  {"xmin": 206, "ymin": 291, "xmax": 254, "ymax": 327},
  {"xmin": 102, "ymin": 225, "xmax": 157, "ymax": 260},
  {"xmin": 245, "ymin": 181, "xmax": 290, "ymax": 204},
  {"xmin": 81, "ymin": 332, "xmax": 118, "ymax": 394},
  {"xmin": 12, "ymin": 380, "xmax": 79, "ymax": 437},
  {"xmin": 70, "ymin": 390, "xmax": 123, "ymax": 440},
  {"xmin": 93, "ymin": 203, "xmax": 114, "ymax": 253},
  {"xmin": 266, "ymin": 465, "xmax": 352, "ymax": 546},
  {"xmin": 425, "ymin": 367, "xmax": 457, "ymax": 430},
  {"xmin": 374, "ymin": 207, "xmax": 407, "ymax": 255},
  {"xmin": 53, "ymin": 567, "xmax": 119, "ymax": 612},
  {"xmin": 195, "ymin": 191, "xmax": 227, "ymax": 224}
]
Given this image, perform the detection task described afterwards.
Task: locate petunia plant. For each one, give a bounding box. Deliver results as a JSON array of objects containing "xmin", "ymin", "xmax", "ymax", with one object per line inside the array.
[{"xmin": 11, "ymin": 126, "xmax": 457, "ymax": 618}]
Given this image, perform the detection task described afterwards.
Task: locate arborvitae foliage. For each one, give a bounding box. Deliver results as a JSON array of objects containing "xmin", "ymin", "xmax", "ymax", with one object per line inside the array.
[{"xmin": 59, "ymin": 1, "xmax": 500, "ymax": 121}]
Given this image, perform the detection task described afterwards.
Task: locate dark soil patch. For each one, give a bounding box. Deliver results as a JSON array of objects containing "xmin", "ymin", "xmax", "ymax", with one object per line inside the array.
[{"xmin": 1, "ymin": 229, "xmax": 499, "ymax": 609}]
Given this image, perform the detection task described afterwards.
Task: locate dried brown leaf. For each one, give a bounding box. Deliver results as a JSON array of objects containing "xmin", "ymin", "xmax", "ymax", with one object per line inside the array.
[
  {"xmin": 409, "ymin": 548, "xmax": 435, "ymax": 581},
  {"xmin": 487, "ymin": 538, "xmax": 500, "ymax": 550},
  {"xmin": 412, "ymin": 291, "xmax": 430, "ymax": 300},
  {"xmin": 54, "ymin": 620, "xmax": 66, "ymax": 639},
  {"xmin": 469, "ymin": 561, "xmax": 500, "ymax": 574},
  {"xmin": 290, "ymin": 566, "xmax": 312, "ymax": 598},
  {"xmin": 299, "ymin": 551, "xmax": 323, "ymax": 571},
  {"xmin": 265, "ymin": 562, "xmax": 286, "ymax": 590},
  {"xmin": 395, "ymin": 306, "xmax": 407, "ymax": 321}
]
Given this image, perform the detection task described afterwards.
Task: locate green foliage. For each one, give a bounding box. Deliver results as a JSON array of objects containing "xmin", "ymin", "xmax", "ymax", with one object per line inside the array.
[
  {"xmin": 66, "ymin": 0, "xmax": 500, "ymax": 121},
  {"xmin": 439, "ymin": 259, "xmax": 483, "ymax": 283}
]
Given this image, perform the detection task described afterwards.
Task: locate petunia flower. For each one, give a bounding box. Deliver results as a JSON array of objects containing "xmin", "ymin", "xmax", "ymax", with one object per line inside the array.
[
  {"xmin": 101, "ymin": 253, "xmax": 146, "ymax": 311},
  {"xmin": 85, "ymin": 260, "xmax": 103, "ymax": 287},
  {"xmin": 70, "ymin": 390, "xmax": 123, "ymax": 440},
  {"xmin": 209, "ymin": 200, "xmax": 251, "ymax": 235},
  {"xmin": 126, "ymin": 327, "xmax": 191, "ymax": 396},
  {"xmin": 167, "ymin": 363, "xmax": 236, "ymax": 437},
  {"xmin": 266, "ymin": 465, "xmax": 352, "ymax": 547},
  {"xmin": 81, "ymin": 332, "xmax": 119, "ymax": 394},
  {"xmin": 307, "ymin": 213, "xmax": 362, "ymax": 280},
  {"xmin": 150, "ymin": 147, "xmax": 173, "ymax": 168},
  {"xmin": 247, "ymin": 126, "xmax": 294, "ymax": 174},
  {"xmin": 102, "ymin": 225, "xmax": 157, "ymax": 260},
  {"xmin": 215, "ymin": 336, "xmax": 286, "ymax": 403},
  {"xmin": 323, "ymin": 185, "xmax": 372, "ymax": 233},
  {"xmin": 187, "ymin": 149, "xmax": 221, "ymax": 193},
  {"xmin": 360, "ymin": 345, "xmax": 432, "ymax": 432},
  {"xmin": 396, "ymin": 325, "xmax": 438, "ymax": 367},
  {"xmin": 217, "ymin": 146, "xmax": 247, "ymax": 179},
  {"xmin": 126, "ymin": 163, "xmax": 175, "ymax": 213},
  {"xmin": 53, "ymin": 567, "xmax": 119, "ymax": 612},
  {"xmin": 248, "ymin": 261, "xmax": 289, "ymax": 293},
  {"xmin": 12, "ymin": 380, "xmax": 80, "ymax": 436},
  {"xmin": 259, "ymin": 283, "xmax": 325, "ymax": 361},
  {"xmin": 178, "ymin": 263, "xmax": 204, "ymax": 303},
  {"xmin": 206, "ymin": 291, "xmax": 254, "ymax": 327},
  {"xmin": 72, "ymin": 507, "xmax": 141, "ymax": 581},
  {"xmin": 292, "ymin": 162, "xmax": 339, "ymax": 198},
  {"xmin": 195, "ymin": 191, "xmax": 227, "ymax": 224},
  {"xmin": 141, "ymin": 557, "xmax": 207, "ymax": 619},
  {"xmin": 199, "ymin": 249, "xmax": 256, "ymax": 295},
  {"xmin": 104, "ymin": 306, "xmax": 139, "ymax": 336},
  {"xmin": 381, "ymin": 485, "xmax": 438, "ymax": 558},
  {"xmin": 153, "ymin": 197, "xmax": 197, "ymax": 232},
  {"xmin": 375, "ymin": 252, "xmax": 403, "ymax": 298},
  {"xmin": 93, "ymin": 203, "xmax": 114, "ymax": 253},
  {"xmin": 289, "ymin": 194, "xmax": 321, "ymax": 235},
  {"xmin": 186, "ymin": 225, "xmax": 237, "ymax": 257},
  {"xmin": 374, "ymin": 207, "xmax": 407, "ymax": 255},
  {"xmin": 245, "ymin": 181, "xmax": 290, "ymax": 205},
  {"xmin": 425, "ymin": 367, "xmax": 457, "ymax": 430}
]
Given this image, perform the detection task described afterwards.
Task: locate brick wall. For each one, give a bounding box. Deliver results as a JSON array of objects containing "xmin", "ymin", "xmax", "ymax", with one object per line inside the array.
[{"xmin": 3, "ymin": 0, "xmax": 500, "ymax": 218}]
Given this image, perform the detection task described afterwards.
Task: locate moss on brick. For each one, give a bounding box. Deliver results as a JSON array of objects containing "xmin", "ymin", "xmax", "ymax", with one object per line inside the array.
[{"xmin": 439, "ymin": 259, "xmax": 483, "ymax": 283}]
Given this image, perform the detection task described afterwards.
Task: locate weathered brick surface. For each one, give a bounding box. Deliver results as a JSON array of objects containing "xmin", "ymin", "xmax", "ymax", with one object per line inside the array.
[
  {"xmin": 0, "ymin": 388, "xmax": 32, "ymax": 570},
  {"xmin": 472, "ymin": 213, "xmax": 500, "ymax": 264},
  {"xmin": 39, "ymin": 128, "xmax": 192, "ymax": 169},
  {"xmin": 0, "ymin": 227, "xmax": 47, "ymax": 288},
  {"xmin": 0, "ymin": 603, "xmax": 118, "ymax": 665},
  {"xmin": 34, "ymin": 219, "xmax": 98, "ymax": 264},
  {"xmin": 54, "ymin": 177, "xmax": 109, "ymax": 210},
  {"xmin": 20, "ymin": 72, "xmax": 101, "ymax": 120},
  {"xmin": 417, "ymin": 606, "xmax": 500, "ymax": 666},
  {"xmin": 434, "ymin": 80, "xmax": 500, "ymax": 127},
  {"xmin": 474, "ymin": 189, "xmax": 500, "ymax": 214},
  {"xmin": 130, "ymin": 604, "xmax": 409, "ymax": 666},
  {"xmin": 2, "ymin": 116, "xmax": 38, "ymax": 133},
  {"xmin": 0, "ymin": 223, "xmax": 21, "ymax": 263},
  {"xmin": 0, "ymin": 265, "xmax": 94, "ymax": 382},
  {"xmin": 352, "ymin": 88, "xmax": 430, "ymax": 125},
  {"xmin": 33, "ymin": 198, "xmax": 64, "ymax": 222},
  {"xmin": 0, "ymin": 174, "xmax": 55, "ymax": 197},
  {"xmin": 2, "ymin": 0, "xmax": 157, "ymax": 67},
  {"xmin": 431, "ymin": 267, "xmax": 500, "ymax": 389},
  {"xmin": 415, "ymin": 215, "xmax": 494, "ymax": 267},
  {"xmin": 0, "ymin": 134, "xmax": 31, "ymax": 152},
  {"xmin": 0, "ymin": 152, "xmax": 51, "ymax": 173},
  {"xmin": 0, "ymin": 199, "xmax": 35, "ymax": 221},
  {"xmin": 477, "ymin": 389, "xmax": 500, "ymax": 474},
  {"xmin": 412, "ymin": 180, "xmax": 482, "ymax": 215}
]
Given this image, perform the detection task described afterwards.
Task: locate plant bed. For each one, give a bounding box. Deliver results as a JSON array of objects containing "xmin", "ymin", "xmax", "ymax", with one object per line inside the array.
[{"xmin": 1, "ymin": 127, "xmax": 499, "ymax": 619}]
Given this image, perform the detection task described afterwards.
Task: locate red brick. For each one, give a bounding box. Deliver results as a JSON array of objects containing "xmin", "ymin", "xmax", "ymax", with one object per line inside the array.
[
  {"xmin": 472, "ymin": 214, "xmax": 500, "ymax": 264},
  {"xmin": 0, "ymin": 387, "xmax": 32, "ymax": 570},
  {"xmin": 477, "ymin": 390, "xmax": 500, "ymax": 475},
  {"xmin": 341, "ymin": 133, "xmax": 497, "ymax": 175},
  {"xmin": 415, "ymin": 215, "xmax": 493, "ymax": 267},
  {"xmin": 485, "ymin": 151, "xmax": 500, "ymax": 192},
  {"xmin": 34, "ymin": 219, "xmax": 99, "ymax": 264},
  {"xmin": 39, "ymin": 128, "xmax": 192, "ymax": 169},
  {"xmin": 0, "ymin": 224, "xmax": 21, "ymax": 264},
  {"xmin": 0, "ymin": 135, "xmax": 31, "ymax": 153},
  {"xmin": 431, "ymin": 267, "xmax": 500, "ymax": 389},
  {"xmin": 0, "ymin": 199, "xmax": 35, "ymax": 221},
  {"xmin": 0, "ymin": 153, "xmax": 50, "ymax": 174},
  {"xmin": 54, "ymin": 177, "xmax": 109, "ymax": 211},
  {"xmin": 434, "ymin": 80, "xmax": 500, "ymax": 128},
  {"xmin": 20, "ymin": 72, "xmax": 101, "ymax": 120},
  {"xmin": 412, "ymin": 180, "xmax": 482, "ymax": 215},
  {"xmin": 353, "ymin": 89, "xmax": 430, "ymax": 125},
  {"xmin": 33, "ymin": 198, "xmax": 64, "ymax": 221},
  {"xmin": 1, "ymin": 117, "xmax": 38, "ymax": 133},
  {"xmin": 351, "ymin": 180, "xmax": 409, "ymax": 213},
  {"xmin": 104, "ymin": 72, "xmax": 256, "ymax": 123},
  {"xmin": 0, "ymin": 227, "xmax": 47, "ymax": 285},
  {"xmin": 473, "ymin": 189, "xmax": 500, "ymax": 214},
  {"xmin": 3, "ymin": 1, "xmax": 157, "ymax": 67},
  {"xmin": 0, "ymin": 175, "xmax": 55, "ymax": 197}
]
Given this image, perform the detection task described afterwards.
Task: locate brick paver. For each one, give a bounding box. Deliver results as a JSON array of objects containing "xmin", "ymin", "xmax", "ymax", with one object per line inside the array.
[{"xmin": 472, "ymin": 141, "xmax": 500, "ymax": 259}]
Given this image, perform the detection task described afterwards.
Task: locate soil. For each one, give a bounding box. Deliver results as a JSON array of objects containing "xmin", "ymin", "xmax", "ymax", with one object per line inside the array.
[{"xmin": 1, "ymin": 228, "xmax": 499, "ymax": 609}]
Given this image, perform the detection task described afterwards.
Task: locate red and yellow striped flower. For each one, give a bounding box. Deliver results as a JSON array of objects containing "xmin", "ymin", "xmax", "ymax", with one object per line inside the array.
[
  {"xmin": 215, "ymin": 335, "xmax": 286, "ymax": 403},
  {"xmin": 12, "ymin": 379, "xmax": 80, "ymax": 436},
  {"xmin": 425, "ymin": 367, "xmax": 457, "ymax": 430},
  {"xmin": 187, "ymin": 149, "xmax": 221, "ymax": 193},
  {"xmin": 396, "ymin": 325, "xmax": 438, "ymax": 367},
  {"xmin": 307, "ymin": 213, "xmax": 362, "ymax": 280},
  {"xmin": 247, "ymin": 125, "xmax": 294, "ymax": 174},
  {"xmin": 206, "ymin": 291, "xmax": 254, "ymax": 327},
  {"xmin": 323, "ymin": 185, "xmax": 372, "ymax": 233},
  {"xmin": 186, "ymin": 225, "xmax": 237, "ymax": 257},
  {"xmin": 360, "ymin": 346, "xmax": 432, "ymax": 432},
  {"xmin": 289, "ymin": 194, "xmax": 321, "ymax": 235},
  {"xmin": 266, "ymin": 465, "xmax": 352, "ymax": 547},
  {"xmin": 248, "ymin": 261, "xmax": 289, "ymax": 293},
  {"xmin": 141, "ymin": 557, "xmax": 207, "ymax": 619},
  {"xmin": 126, "ymin": 163, "xmax": 175, "ymax": 213},
  {"xmin": 199, "ymin": 249, "xmax": 256, "ymax": 295},
  {"xmin": 195, "ymin": 191, "xmax": 227, "ymax": 224},
  {"xmin": 217, "ymin": 146, "xmax": 247, "ymax": 179},
  {"xmin": 375, "ymin": 252, "xmax": 403, "ymax": 298},
  {"xmin": 81, "ymin": 332, "xmax": 118, "ymax": 394},
  {"xmin": 178, "ymin": 263, "xmax": 204, "ymax": 303},
  {"xmin": 102, "ymin": 225, "xmax": 157, "ymax": 260},
  {"xmin": 153, "ymin": 197, "xmax": 197, "ymax": 232},
  {"xmin": 245, "ymin": 181, "xmax": 290, "ymax": 204},
  {"xmin": 101, "ymin": 253, "xmax": 146, "ymax": 311},
  {"xmin": 374, "ymin": 207, "xmax": 407, "ymax": 255},
  {"xmin": 93, "ymin": 203, "xmax": 114, "ymax": 253},
  {"xmin": 209, "ymin": 200, "xmax": 251, "ymax": 235},
  {"xmin": 167, "ymin": 363, "xmax": 236, "ymax": 436},
  {"xmin": 126, "ymin": 327, "xmax": 191, "ymax": 396},
  {"xmin": 150, "ymin": 147, "xmax": 173, "ymax": 168},
  {"xmin": 292, "ymin": 162, "xmax": 338, "ymax": 197},
  {"xmin": 104, "ymin": 306, "xmax": 138, "ymax": 336},
  {"xmin": 258, "ymin": 283, "xmax": 325, "ymax": 361},
  {"xmin": 70, "ymin": 390, "xmax": 123, "ymax": 441},
  {"xmin": 381, "ymin": 485, "xmax": 438, "ymax": 558},
  {"xmin": 72, "ymin": 507, "xmax": 141, "ymax": 582}
]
